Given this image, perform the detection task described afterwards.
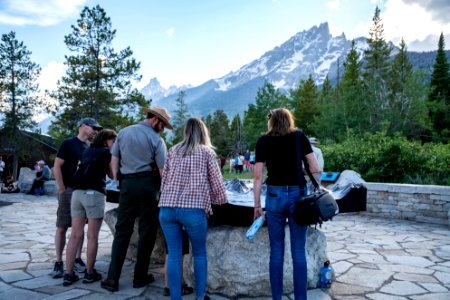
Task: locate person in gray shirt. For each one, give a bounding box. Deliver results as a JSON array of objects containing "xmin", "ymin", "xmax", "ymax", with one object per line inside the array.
[{"xmin": 101, "ymin": 106, "xmax": 172, "ymax": 292}]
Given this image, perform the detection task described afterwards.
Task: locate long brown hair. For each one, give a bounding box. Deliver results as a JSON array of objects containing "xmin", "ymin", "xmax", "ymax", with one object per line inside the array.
[
  {"xmin": 90, "ymin": 129, "xmax": 117, "ymax": 148},
  {"xmin": 266, "ymin": 108, "xmax": 296, "ymax": 136},
  {"xmin": 178, "ymin": 118, "xmax": 214, "ymax": 156}
]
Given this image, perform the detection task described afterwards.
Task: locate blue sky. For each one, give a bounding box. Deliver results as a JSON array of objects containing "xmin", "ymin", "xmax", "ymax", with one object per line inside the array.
[{"xmin": 0, "ymin": 0, "xmax": 449, "ymax": 92}]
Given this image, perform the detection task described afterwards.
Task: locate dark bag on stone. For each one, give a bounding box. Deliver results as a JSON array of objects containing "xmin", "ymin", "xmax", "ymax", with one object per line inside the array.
[{"xmin": 294, "ymin": 190, "xmax": 339, "ymax": 226}]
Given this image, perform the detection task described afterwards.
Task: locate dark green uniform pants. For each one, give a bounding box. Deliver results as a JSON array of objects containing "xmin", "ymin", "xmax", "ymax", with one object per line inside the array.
[{"xmin": 107, "ymin": 175, "xmax": 160, "ymax": 281}]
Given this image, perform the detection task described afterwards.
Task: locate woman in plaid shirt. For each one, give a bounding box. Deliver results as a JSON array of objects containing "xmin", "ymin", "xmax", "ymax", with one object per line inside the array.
[{"xmin": 159, "ymin": 117, "xmax": 227, "ymax": 300}]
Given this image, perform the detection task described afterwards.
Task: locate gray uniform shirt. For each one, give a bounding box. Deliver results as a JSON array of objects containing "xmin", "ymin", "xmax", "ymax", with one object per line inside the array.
[{"xmin": 111, "ymin": 121, "xmax": 167, "ymax": 175}]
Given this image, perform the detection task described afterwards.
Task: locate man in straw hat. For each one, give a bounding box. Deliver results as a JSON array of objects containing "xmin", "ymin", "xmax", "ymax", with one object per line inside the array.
[{"xmin": 101, "ymin": 106, "xmax": 172, "ymax": 292}]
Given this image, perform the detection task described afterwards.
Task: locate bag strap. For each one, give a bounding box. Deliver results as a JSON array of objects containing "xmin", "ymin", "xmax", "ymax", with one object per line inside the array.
[{"xmin": 295, "ymin": 131, "xmax": 320, "ymax": 191}]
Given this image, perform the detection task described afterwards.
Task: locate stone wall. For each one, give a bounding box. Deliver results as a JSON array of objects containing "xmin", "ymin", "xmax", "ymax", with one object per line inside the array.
[{"xmin": 366, "ymin": 183, "xmax": 450, "ymax": 226}]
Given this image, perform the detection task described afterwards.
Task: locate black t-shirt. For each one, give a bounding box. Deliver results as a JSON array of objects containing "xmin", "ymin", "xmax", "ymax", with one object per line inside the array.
[
  {"xmin": 255, "ymin": 130, "xmax": 312, "ymax": 186},
  {"xmin": 73, "ymin": 147, "xmax": 111, "ymax": 194},
  {"xmin": 56, "ymin": 137, "xmax": 88, "ymax": 188}
]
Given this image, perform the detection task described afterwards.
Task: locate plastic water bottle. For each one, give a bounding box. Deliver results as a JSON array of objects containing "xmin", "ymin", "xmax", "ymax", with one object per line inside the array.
[
  {"xmin": 246, "ymin": 216, "xmax": 265, "ymax": 240},
  {"xmin": 320, "ymin": 260, "xmax": 332, "ymax": 288}
]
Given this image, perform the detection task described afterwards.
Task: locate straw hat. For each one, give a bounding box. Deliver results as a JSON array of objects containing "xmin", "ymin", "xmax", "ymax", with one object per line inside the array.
[{"xmin": 142, "ymin": 106, "xmax": 173, "ymax": 130}]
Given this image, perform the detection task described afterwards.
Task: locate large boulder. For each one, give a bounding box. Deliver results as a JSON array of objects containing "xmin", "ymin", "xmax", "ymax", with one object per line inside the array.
[
  {"xmin": 17, "ymin": 167, "xmax": 57, "ymax": 195},
  {"xmin": 104, "ymin": 208, "xmax": 166, "ymax": 264},
  {"xmin": 184, "ymin": 225, "xmax": 330, "ymax": 297}
]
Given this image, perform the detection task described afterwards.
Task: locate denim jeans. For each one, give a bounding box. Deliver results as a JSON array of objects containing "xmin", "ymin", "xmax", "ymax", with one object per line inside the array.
[
  {"xmin": 159, "ymin": 207, "xmax": 208, "ymax": 300},
  {"xmin": 265, "ymin": 186, "xmax": 307, "ymax": 300}
]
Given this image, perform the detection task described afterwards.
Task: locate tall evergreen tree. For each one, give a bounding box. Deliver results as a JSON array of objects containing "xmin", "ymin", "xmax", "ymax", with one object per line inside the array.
[
  {"xmin": 50, "ymin": 5, "xmax": 146, "ymax": 140},
  {"xmin": 386, "ymin": 38, "xmax": 429, "ymax": 137},
  {"xmin": 0, "ymin": 31, "xmax": 42, "ymax": 132},
  {"xmin": 427, "ymin": 32, "xmax": 450, "ymax": 140},
  {"xmin": 243, "ymin": 81, "xmax": 287, "ymax": 148},
  {"xmin": 229, "ymin": 114, "xmax": 244, "ymax": 154},
  {"xmin": 171, "ymin": 90, "xmax": 189, "ymax": 145},
  {"xmin": 291, "ymin": 74, "xmax": 319, "ymax": 135},
  {"xmin": 209, "ymin": 109, "xmax": 230, "ymax": 156},
  {"xmin": 363, "ymin": 6, "xmax": 392, "ymax": 131},
  {"xmin": 0, "ymin": 31, "xmax": 46, "ymax": 178}
]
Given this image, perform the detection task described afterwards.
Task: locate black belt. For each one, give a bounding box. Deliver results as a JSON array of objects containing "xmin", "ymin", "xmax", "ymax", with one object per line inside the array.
[{"xmin": 121, "ymin": 171, "xmax": 152, "ymax": 179}]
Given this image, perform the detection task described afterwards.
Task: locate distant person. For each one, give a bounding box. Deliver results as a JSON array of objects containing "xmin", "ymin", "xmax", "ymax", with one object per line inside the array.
[
  {"xmin": 101, "ymin": 106, "xmax": 171, "ymax": 292},
  {"xmin": 244, "ymin": 149, "xmax": 251, "ymax": 172},
  {"xmin": 51, "ymin": 117, "xmax": 102, "ymax": 278},
  {"xmin": 0, "ymin": 156, "xmax": 5, "ymax": 182},
  {"xmin": 253, "ymin": 108, "xmax": 321, "ymax": 300},
  {"xmin": 309, "ymin": 137, "xmax": 324, "ymax": 171},
  {"xmin": 28, "ymin": 160, "xmax": 51, "ymax": 195},
  {"xmin": 219, "ymin": 154, "xmax": 227, "ymax": 172},
  {"xmin": 159, "ymin": 118, "xmax": 227, "ymax": 300},
  {"xmin": 63, "ymin": 129, "xmax": 117, "ymax": 286},
  {"xmin": 2, "ymin": 175, "xmax": 19, "ymax": 193},
  {"xmin": 249, "ymin": 151, "xmax": 256, "ymax": 172}
]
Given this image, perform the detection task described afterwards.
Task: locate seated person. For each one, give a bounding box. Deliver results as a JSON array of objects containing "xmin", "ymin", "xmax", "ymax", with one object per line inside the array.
[
  {"xmin": 28, "ymin": 160, "xmax": 51, "ymax": 195},
  {"xmin": 2, "ymin": 175, "xmax": 20, "ymax": 193}
]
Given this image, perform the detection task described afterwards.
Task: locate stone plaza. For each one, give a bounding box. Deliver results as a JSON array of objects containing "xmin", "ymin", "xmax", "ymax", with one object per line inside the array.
[{"xmin": 0, "ymin": 192, "xmax": 450, "ymax": 299}]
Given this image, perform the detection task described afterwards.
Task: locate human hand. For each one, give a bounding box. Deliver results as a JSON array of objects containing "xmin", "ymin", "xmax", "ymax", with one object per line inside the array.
[{"xmin": 254, "ymin": 207, "xmax": 264, "ymax": 219}]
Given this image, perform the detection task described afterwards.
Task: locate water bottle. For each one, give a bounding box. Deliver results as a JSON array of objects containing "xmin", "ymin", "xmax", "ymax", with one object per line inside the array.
[
  {"xmin": 320, "ymin": 260, "xmax": 332, "ymax": 288},
  {"xmin": 246, "ymin": 216, "xmax": 265, "ymax": 240}
]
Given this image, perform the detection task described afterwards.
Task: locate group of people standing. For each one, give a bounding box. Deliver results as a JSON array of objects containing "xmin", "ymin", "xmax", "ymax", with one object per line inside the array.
[{"xmin": 49, "ymin": 105, "xmax": 321, "ymax": 300}]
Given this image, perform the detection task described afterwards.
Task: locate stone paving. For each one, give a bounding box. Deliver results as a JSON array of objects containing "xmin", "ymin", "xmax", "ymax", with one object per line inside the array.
[{"xmin": 0, "ymin": 193, "xmax": 449, "ymax": 300}]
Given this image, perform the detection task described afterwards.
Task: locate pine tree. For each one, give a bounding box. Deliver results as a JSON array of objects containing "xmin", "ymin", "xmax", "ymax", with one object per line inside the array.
[
  {"xmin": 427, "ymin": 32, "xmax": 450, "ymax": 140},
  {"xmin": 0, "ymin": 31, "xmax": 42, "ymax": 132},
  {"xmin": 291, "ymin": 75, "xmax": 319, "ymax": 134},
  {"xmin": 50, "ymin": 5, "xmax": 146, "ymax": 139},
  {"xmin": 208, "ymin": 109, "xmax": 230, "ymax": 156},
  {"xmin": 229, "ymin": 114, "xmax": 244, "ymax": 154},
  {"xmin": 171, "ymin": 90, "xmax": 189, "ymax": 145},
  {"xmin": 386, "ymin": 38, "xmax": 430, "ymax": 137},
  {"xmin": 0, "ymin": 31, "xmax": 47, "ymax": 178},
  {"xmin": 243, "ymin": 81, "xmax": 287, "ymax": 148},
  {"xmin": 363, "ymin": 6, "xmax": 392, "ymax": 131}
]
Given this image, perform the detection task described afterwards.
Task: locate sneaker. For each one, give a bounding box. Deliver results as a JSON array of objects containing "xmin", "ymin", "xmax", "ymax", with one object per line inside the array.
[
  {"xmin": 74, "ymin": 258, "xmax": 86, "ymax": 273},
  {"xmin": 51, "ymin": 261, "xmax": 64, "ymax": 279},
  {"xmin": 82, "ymin": 269, "xmax": 102, "ymax": 284},
  {"xmin": 63, "ymin": 272, "xmax": 79, "ymax": 286}
]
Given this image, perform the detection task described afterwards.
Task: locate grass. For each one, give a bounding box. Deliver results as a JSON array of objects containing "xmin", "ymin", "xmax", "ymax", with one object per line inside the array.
[{"xmin": 222, "ymin": 170, "xmax": 255, "ymax": 180}]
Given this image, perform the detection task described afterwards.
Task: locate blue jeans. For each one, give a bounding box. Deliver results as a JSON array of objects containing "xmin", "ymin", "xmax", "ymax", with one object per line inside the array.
[
  {"xmin": 265, "ymin": 186, "xmax": 307, "ymax": 300},
  {"xmin": 159, "ymin": 208, "xmax": 208, "ymax": 300}
]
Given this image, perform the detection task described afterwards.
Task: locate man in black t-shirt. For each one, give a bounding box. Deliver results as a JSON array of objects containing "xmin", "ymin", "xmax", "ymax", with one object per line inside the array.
[{"xmin": 51, "ymin": 118, "xmax": 102, "ymax": 278}]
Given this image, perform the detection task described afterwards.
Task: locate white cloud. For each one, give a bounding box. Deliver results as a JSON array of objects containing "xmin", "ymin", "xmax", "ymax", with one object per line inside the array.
[
  {"xmin": 37, "ymin": 60, "xmax": 66, "ymax": 91},
  {"xmin": 0, "ymin": 0, "xmax": 87, "ymax": 26},
  {"xmin": 382, "ymin": 0, "xmax": 450, "ymax": 50},
  {"xmin": 329, "ymin": 25, "xmax": 344, "ymax": 37},
  {"xmin": 166, "ymin": 27, "xmax": 175, "ymax": 38},
  {"xmin": 326, "ymin": 0, "xmax": 341, "ymax": 10}
]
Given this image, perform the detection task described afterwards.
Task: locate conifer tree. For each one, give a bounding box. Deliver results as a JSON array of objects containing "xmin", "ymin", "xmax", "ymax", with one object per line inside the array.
[
  {"xmin": 0, "ymin": 31, "xmax": 47, "ymax": 178},
  {"xmin": 363, "ymin": 6, "xmax": 392, "ymax": 132},
  {"xmin": 171, "ymin": 90, "xmax": 189, "ymax": 145},
  {"xmin": 208, "ymin": 109, "xmax": 230, "ymax": 156},
  {"xmin": 50, "ymin": 5, "xmax": 146, "ymax": 140},
  {"xmin": 427, "ymin": 32, "xmax": 450, "ymax": 140},
  {"xmin": 291, "ymin": 75, "xmax": 319, "ymax": 135},
  {"xmin": 243, "ymin": 81, "xmax": 287, "ymax": 148},
  {"xmin": 386, "ymin": 38, "xmax": 430, "ymax": 137}
]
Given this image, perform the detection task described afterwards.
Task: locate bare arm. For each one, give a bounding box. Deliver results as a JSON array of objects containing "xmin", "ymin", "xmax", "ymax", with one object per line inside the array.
[
  {"xmin": 110, "ymin": 155, "xmax": 119, "ymax": 180},
  {"xmin": 253, "ymin": 162, "xmax": 265, "ymax": 219},
  {"xmin": 53, "ymin": 157, "xmax": 65, "ymax": 194},
  {"xmin": 305, "ymin": 152, "xmax": 322, "ymax": 185}
]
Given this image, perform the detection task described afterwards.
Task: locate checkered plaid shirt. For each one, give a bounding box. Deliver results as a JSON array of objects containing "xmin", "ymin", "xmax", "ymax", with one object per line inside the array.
[{"xmin": 159, "ymin": 144, "xmax": 227, "ymax": 213}]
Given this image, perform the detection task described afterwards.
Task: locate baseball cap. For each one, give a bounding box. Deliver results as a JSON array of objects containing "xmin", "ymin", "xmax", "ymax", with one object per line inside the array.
[{"xmin": 77, "ymin": 118, "xmax": 103, "ymax": 130}]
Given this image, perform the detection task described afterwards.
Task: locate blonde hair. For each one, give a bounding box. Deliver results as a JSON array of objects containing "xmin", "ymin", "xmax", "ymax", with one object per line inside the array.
[
  {"xmin": 266, "ymin": 108, "xmax": 296, "ymax": 136},
  {"xmin": 179, "ymin": 118, "xmax": 214, "ymax": 156}
]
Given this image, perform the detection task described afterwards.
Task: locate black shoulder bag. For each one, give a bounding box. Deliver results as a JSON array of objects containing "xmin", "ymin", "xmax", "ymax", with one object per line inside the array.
[{"xmin": 293, "ymin": 131, "xmax": 339, "ymax": 226}]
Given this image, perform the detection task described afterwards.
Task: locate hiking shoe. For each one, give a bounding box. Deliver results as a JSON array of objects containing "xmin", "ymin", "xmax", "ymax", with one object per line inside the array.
[
  {"xmin": 101, "ymin": 278, "xmax": 119, "ymax": 292},
  {"xmin": 133, "ymin": 273, "xmax": 155, "ymax": 288},
  {"xmin": 74, "ymin": 258, "xmax": 86, "ymax": 273},
  {"xmin": 82, "ymin": 269, "xmax": 102, "ymax": 284},
  {"xmin": 51, "ymin": 261, "xmax": 64, "ymax": 278},
  {"xmin": 163, "ymin": 287, "xmax": 170, "ymax": 296},
  {"xmin": 63, "ymin": 272, "xmax": 79, "ymax": 286}
]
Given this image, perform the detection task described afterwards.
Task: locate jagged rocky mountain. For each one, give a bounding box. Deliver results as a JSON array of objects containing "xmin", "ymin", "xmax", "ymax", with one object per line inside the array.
[
  {"xmin": 142, "ymin": 22, "xmax": 448, "ymax": 119},
  {"xmin": 144, "ymin": 22, "xmax": 363, "ymax": 117}
]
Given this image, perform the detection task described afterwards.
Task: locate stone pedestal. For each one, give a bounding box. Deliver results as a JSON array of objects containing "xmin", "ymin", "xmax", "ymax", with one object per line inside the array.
[
  {"xmin": 183, "ymin": 225, "xmax": 329, "ymax": 297},
  {"xmin": 104, "ymin": 208, "xmax": 166, "ymax": 264},
  {"xmin": 17, "ymin": 167, "xmax": 57, "ymax": 195}
]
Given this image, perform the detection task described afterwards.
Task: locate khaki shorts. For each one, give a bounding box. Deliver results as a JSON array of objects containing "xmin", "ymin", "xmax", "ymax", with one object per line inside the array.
[
  {"xmin": 71, "ymin": 189, "xmax": 105, "ymax": 219},
  {"xmin": 56, "ymin": 187, "xmax": 74, "ymax": 228}
]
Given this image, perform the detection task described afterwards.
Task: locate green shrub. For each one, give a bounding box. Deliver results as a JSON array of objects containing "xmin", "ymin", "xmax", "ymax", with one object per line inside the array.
[{"xmin": 322, "ymin": 132, "xmax": 450, "ymax": 185}]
